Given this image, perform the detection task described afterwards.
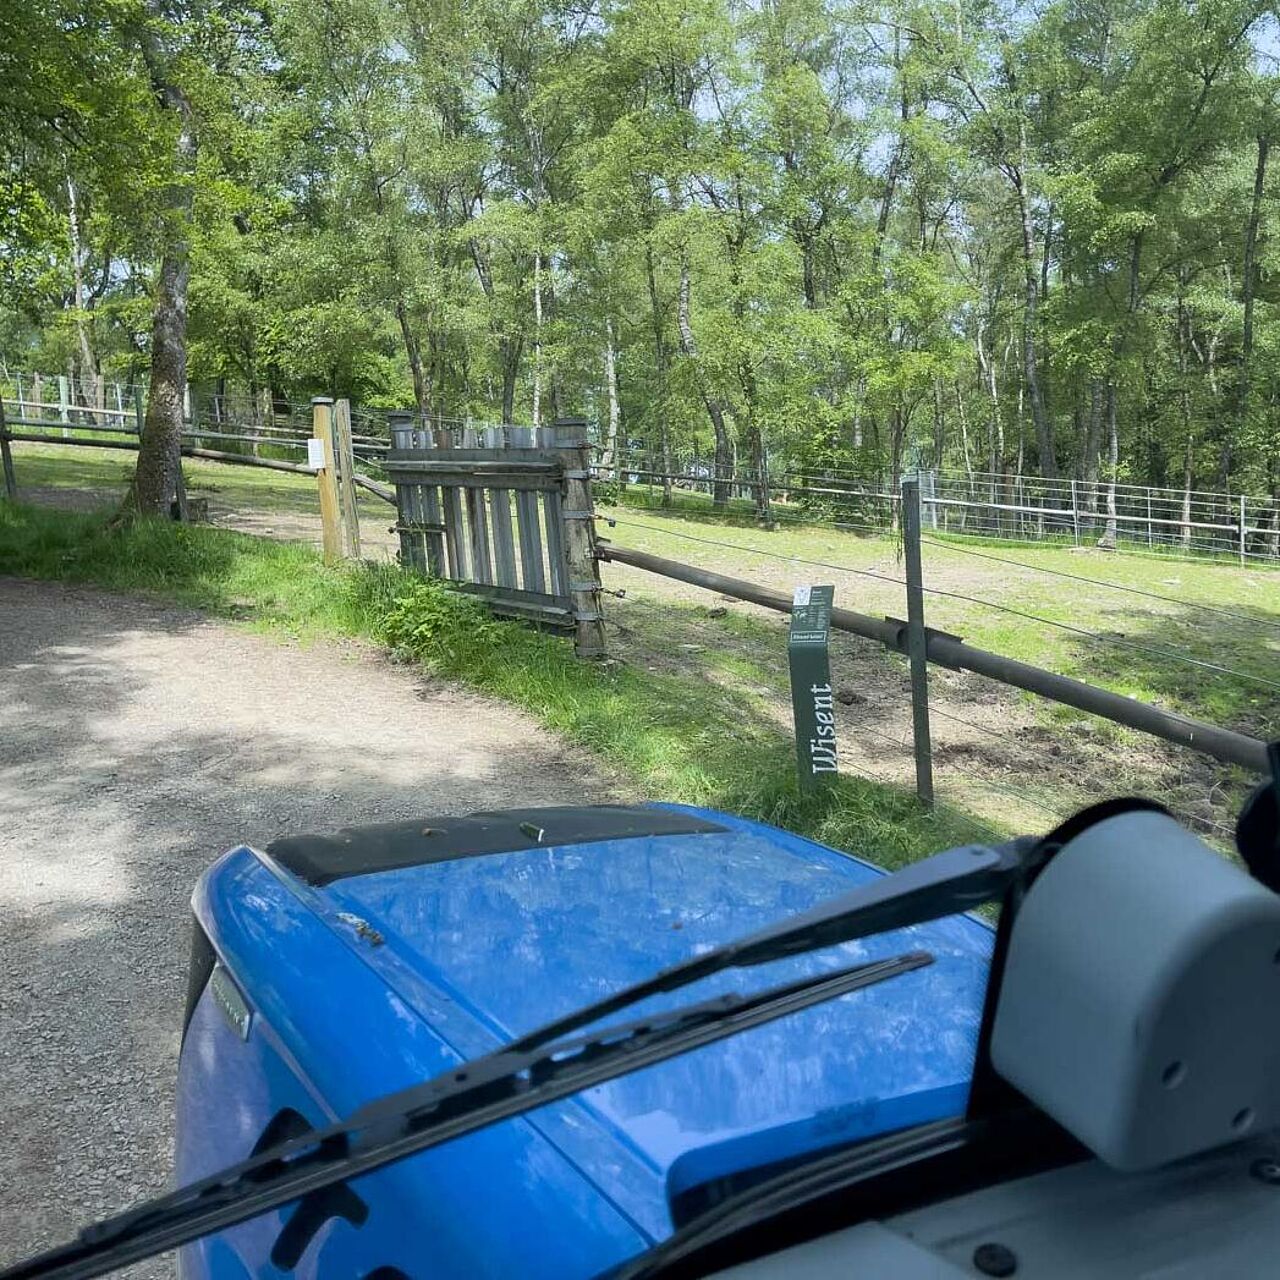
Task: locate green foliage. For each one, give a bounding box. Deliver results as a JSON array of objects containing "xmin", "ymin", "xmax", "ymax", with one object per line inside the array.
[{"xmin": 5, "ymin": 0, "xmax": 1280, "ymax": 507}]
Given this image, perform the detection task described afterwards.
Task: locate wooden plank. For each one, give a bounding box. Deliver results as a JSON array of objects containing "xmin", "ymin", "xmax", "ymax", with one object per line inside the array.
[
  {"xmin": 382, "ymin": 462, "xmax": 560, "ymax": 491},
  {"xmin": 311, "ymin": 398, "xmax": 343, "ymax": 564},
  {"xmin": 442, "ymin": 485, "xmax": 468, "ymax": 580},
  {"xmin": 515, "ymin": 490, "xmax": 546, "ymax": 593},
  {"xmin": 467, "ymin": 487, "xmax": 494, "ymax": 584},
  {"xmin": 394, "ymin": 481, "xmax": 419, "ymax": 569},
  {"xmin": 333, "ymin": 398, "xmax": 362, "ymax": 558},
  {"xmin": 489, "ymin": 489, "xmax": 518, "ymax": 587},
  {"xmin": 420, "ymin": 484, "xmax": 446, "ymax": 575},
  {"xmin": 543, "ymin": 488, "xmax": 569, "ymax": 598},
  {"xmin": 384, "ymin": 449, "xmax": 562, "ymax": 465}
]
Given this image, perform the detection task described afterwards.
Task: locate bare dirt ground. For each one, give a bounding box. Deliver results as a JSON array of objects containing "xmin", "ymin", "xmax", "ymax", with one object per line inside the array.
[{"xmin": 0, "ymin": 577, "xmax": 615, "ymax": 1274}]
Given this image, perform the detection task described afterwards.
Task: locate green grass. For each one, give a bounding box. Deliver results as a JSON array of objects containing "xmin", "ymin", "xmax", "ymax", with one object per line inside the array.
[
  {"xmin": 0, "ymin": 500, "xmax": 986, "ymax": 870},
  {"xmin": 8, "ymin": 439, "xmax": 381, "ymax": 519}
]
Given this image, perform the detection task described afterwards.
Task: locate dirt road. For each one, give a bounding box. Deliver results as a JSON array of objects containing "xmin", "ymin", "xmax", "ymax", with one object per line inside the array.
[{"xmin": 0, "ymin": 578, "xmax": 613, "ymax": 1274}]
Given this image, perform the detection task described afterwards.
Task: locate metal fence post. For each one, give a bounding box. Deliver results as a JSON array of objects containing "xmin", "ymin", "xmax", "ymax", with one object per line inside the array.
[
  {"xmin": 901, "ymin": 477, "xmax": 935, "ymax": 809},
  {"xmin": 1240, "ymin": 495, "xmax": 1247, "ymax": 566},
  {"xmin": 1070, "ymin": 478, "xmax": 1080, "ymax": 546}
]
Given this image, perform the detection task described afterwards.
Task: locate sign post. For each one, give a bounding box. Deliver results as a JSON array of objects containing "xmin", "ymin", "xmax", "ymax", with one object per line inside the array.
[{"xmin": 788, "ymin": 584, "xmax": 838, "ymax": 790}]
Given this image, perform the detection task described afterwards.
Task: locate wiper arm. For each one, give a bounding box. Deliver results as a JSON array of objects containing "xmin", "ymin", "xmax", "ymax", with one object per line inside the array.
[{"xmin": 0, "ymin": 951, "xmax": 932, "ymax": 1280}]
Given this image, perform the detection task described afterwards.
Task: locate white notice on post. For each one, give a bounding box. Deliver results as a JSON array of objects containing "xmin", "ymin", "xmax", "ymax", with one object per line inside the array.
[
  {"xmin": 307, "ymin": 439, "xmax": 326, "ymax": 471},
  {"xmin": 793, "ymin": 584, "xmax": 812, "ymax": 607}
]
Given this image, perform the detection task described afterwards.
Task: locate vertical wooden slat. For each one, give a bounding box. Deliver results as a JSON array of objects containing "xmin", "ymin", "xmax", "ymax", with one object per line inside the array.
[
  {"xmin": 421, "ymin": 484, "xmax": 445, "ymax": 575},
  {"xmin": 515, "ymin": 490, "xmax": 545, "ymax": 593},
  {"xmin": 394, "ymin": 482, "xmax": 418, "ymax": 570},
  {"xmin": 490, "ymin": 489, "xmax": 518, "ymax": 587},
  {"xmin": 543, "ymin": 489, "xmax": 569, "ymax": 597},
  {"xmin": 467, "ymin": 487, "xmax": 494, "ymax": 584},
  {"xmin": 442, "ymin": 486, "xmax": 468, "ymax": 580}
]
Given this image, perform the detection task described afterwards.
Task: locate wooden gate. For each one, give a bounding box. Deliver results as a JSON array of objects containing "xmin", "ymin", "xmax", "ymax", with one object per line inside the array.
[{"xmin": 384, "ymin": 416, "xmax": 606, "ymax": 657}]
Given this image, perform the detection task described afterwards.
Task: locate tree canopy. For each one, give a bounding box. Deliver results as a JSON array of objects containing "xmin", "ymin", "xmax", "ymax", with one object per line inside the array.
[{"xmin": 4, "ymin": 0, "xmax": 1279, "ymax": 514}]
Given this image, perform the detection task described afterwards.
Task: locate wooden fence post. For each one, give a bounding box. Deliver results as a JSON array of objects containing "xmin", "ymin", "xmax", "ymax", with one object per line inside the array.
[
  {"xmin": 311, "ymin": 397, "xmax": 343, "ymax": 564},
  {"xmin": 0, "ymin": 395, "xmax": 17, "ymax": 499},
  {"xmin": 554, "ymin": 416, "xmax": 607, "ymax": 658},
  {"xmin": 333, "ymin": 398, "xmax": 361, "ymax": 558}
]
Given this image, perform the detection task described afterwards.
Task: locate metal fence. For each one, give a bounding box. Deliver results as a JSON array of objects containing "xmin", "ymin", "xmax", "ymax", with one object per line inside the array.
[
  {"xmin": 596, "ymin": 482, "xmax": 1274, "ymax": 844},
  {"xmin": 603, "ymin": 451, "xmax": 1280, "ymax": 566}
]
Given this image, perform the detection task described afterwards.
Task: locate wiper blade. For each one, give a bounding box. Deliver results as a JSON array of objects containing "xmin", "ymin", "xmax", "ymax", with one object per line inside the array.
[{"xmin": 0, "ymin": 951, "xmax": 932, "ymax": 1280}]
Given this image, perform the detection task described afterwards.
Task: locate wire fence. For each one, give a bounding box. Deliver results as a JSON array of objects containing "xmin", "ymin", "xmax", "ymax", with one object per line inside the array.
[
  {"xmin": 600, "ymin": 450, "xmax": 1280, "ymax": 566},
  {"xmin": 598, "ymin": 496, "xmax": 1273, "ymax": 849}
]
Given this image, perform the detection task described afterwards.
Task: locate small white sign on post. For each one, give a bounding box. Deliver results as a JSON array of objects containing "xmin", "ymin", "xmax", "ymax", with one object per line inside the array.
[{"xmin": 307, "ymin": 438, "xmax": 326, "ymax": 471}]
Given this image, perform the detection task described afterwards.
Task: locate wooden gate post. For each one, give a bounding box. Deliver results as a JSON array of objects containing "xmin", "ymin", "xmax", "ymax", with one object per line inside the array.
[
  {"xmin": 0, "ymin": 395, "xmax": 17, "ymax": 499},
  {"xmin": 554, "ymin": 417, "xmax": 607, "ymax": 658},
  {"xmin": 311, "ymin": 397, "xmax": 343, "ymax": 564},
  {"xmin": 333, "ymin": 398, "xmax": 362, "ymax": 558}
]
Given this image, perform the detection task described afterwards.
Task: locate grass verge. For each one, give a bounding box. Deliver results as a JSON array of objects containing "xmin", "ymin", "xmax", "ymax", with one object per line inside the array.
[{"xmin": 0, "ymin": 501, "xmax": 986, "ymax": 870}]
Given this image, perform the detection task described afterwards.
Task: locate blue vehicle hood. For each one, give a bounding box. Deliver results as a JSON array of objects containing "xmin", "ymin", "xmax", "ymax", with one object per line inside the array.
[{"xmin": 281, "ymin": 804, "xmax": 994, "ymax": 1238}]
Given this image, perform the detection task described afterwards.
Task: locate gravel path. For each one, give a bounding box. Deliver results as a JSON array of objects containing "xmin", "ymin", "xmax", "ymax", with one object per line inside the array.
[{"xmin": 0, "ymin": 578, "xmax": 614, "ymax": 1274}]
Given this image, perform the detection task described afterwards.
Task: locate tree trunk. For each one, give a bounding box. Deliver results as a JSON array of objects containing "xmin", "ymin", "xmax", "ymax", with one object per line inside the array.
[
  {"xmin": 124, "ymin": 78, "xmax": 195, "ymax": 518},
  {"xmin": 500, "ymin": 340, "xmax": 521, "ymax": 426},
  {"xmin": 932, "ymin": 379, "xmax": 945, "ymax": 470},
  {"xmin": 1083, "ymin": 378, "xmax": 1103, "ymax": 518},
  {"xmin": 66, "ymin": 174, "xmax": 103, "ymax": 424},
  {"xmin": 603, "ymin": 318, "xmax": 621, "ymax": 484},
  {"xmin": 532, "ymin": 251, "xmax": 543, "ymax": 426},
  {"xmin": 674, "ymin": 249, "xmax": 730, "ymax": 507},
  {"xmin": 1013, "ymin": 160, "xmax": 1056, "ymax": 479},
  {"xmin": 396, "ymin": 299, "xmax": 431, "ymax": 421},
  {"xmin": 644, "ymin": 245, "xmax": 673, "ymax": 506},
  {"xmin": 1098, "ymin": 383, "xmax": 1119, "ymax": 549},
  {"xmin": 976, "ymin": 322, "xmax": 1002, "ymax": 532},
  {"xmin": 1237, "ymin": 134, "xmax": 1269, "ymax": 449},
  {"xmin": 1177, "ymin": 284, "xmax": 1194, "ymax": 546}
]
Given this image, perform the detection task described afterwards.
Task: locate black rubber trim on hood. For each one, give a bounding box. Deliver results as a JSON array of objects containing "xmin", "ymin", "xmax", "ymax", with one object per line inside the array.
[{"xmin": 265, "ymin": 805, "xmax": 727, "ymax": 887}]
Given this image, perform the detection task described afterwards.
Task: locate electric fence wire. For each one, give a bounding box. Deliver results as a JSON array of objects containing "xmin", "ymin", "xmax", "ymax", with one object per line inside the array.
[
  {"xmin": 608, "ymin": 463, "xmax": 1280, "ymax": 565},
  {"xmin": 920, "ymin": 536, "xmax": 1280, "ymax": 630},
  {"xmin": 614, "ymin": 557, "xmax": 1233, "ymax": 847},
  {"xmin": 604, "ymin": 514, "xmax": 1280, "ymax": 695},
  {"xmin": 608, "ymin": 478, "xmax": 1280, "ymax": 566}
]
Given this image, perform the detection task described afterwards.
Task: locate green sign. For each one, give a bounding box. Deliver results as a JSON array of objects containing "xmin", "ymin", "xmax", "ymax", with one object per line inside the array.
[{"xmin": 788, "ymin": 584, "xmax": 837, "ymax": 789}]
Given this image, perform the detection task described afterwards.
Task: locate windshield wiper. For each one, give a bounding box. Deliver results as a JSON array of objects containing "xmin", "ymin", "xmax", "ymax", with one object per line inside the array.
[{"xmin": 0, "ymin": 838, "xmax": 1036, "ymax": 1280}]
